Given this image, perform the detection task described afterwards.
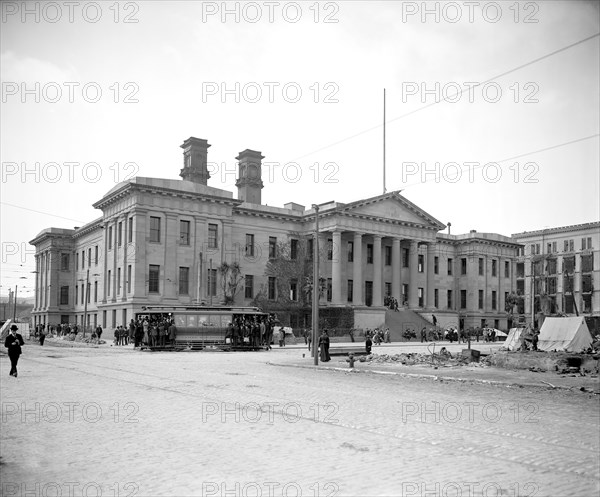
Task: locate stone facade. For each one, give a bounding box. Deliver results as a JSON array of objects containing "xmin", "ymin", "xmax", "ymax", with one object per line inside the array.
[
  {"xmin": 30, "ymin": 137, "xmax": 525, "ymax": 332},
  {"xmin": 512, "ymin": 222, "xmax": 600, "ymax": 333}
]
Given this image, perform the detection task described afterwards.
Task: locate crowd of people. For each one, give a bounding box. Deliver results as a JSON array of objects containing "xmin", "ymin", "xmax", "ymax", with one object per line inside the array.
[{"xmin": 225, "ymin": 314, "xmax": 278, "ymax": 349}]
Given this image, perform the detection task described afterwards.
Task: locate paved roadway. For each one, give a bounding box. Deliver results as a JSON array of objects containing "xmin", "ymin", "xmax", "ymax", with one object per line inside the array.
[{"xmin": 1, "ymin": 342, "xmax": 598, "ymax": 497}]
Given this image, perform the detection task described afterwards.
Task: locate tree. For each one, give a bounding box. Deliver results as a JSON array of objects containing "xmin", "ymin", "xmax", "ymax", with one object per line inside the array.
[{"xmin": 218, "ymin": 261, "xmax": 244, "ymax": 305}]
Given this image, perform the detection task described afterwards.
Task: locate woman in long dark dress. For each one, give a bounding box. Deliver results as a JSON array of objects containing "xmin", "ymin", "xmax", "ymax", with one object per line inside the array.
[{"xmin": 319, "ymin": 330, "xmax": 330, "ymax": 362}]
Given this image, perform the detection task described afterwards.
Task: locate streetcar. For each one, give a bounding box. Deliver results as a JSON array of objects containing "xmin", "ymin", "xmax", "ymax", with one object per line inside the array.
[{"xmin": 135, "ymin": 305, "xmax": 271, "ymax": 351}]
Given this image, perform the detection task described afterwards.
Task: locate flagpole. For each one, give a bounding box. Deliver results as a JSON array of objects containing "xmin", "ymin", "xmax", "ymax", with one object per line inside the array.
[{"xmin": 383, "ymin": 88, "xmax": 386, "ymax": 194}]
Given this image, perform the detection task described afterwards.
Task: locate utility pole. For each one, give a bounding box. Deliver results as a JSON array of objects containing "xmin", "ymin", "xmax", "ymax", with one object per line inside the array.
[
  {"xmin": 312, "ymin": 205, "xmax": 320, "ymax": 366},
  {"xmin": 12, "ymin": 285, "xmax": 17, "ymax": 321}
]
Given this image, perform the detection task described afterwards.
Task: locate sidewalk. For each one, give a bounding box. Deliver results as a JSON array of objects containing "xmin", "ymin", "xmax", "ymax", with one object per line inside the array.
[{"xmin": 268, "ymin": 349, "xmax": 600, "ymax": 393}]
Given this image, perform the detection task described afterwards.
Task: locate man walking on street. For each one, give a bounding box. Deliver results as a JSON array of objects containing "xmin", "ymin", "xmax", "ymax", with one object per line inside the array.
[{"xmin": 5, "ymin": 325, "xmax": 24, "ymax": 377}]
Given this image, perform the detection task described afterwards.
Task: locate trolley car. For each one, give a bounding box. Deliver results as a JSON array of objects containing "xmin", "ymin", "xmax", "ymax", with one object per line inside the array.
[{"xmin": 135, "ymin": 305, "xmax": 271, "ymax": 351}]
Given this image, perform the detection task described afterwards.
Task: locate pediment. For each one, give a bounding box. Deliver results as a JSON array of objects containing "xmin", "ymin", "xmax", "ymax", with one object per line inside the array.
[{"xmin": 341, "ymin": 192, "xmax": 444, "ymax": 229}]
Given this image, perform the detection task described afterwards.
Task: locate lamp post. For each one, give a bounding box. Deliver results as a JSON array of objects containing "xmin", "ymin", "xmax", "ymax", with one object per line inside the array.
[{"xmin": 312, "ymin": 204, "xmax": 320, "ymax": 366}]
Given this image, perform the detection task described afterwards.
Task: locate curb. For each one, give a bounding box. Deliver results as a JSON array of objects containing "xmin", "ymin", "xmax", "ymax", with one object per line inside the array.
[{"xmin": 265, "ymin": 361, "xmax": 594, "ymax": 393}]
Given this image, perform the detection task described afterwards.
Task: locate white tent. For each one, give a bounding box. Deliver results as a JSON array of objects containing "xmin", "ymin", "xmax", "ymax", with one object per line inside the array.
[
  {"xmin": 537, "ymin": 317, "xmax": 593, "ymax": 352},
  {"xmin": 503, "ymin": 328, "xmax": 525, "ymax": 351}
]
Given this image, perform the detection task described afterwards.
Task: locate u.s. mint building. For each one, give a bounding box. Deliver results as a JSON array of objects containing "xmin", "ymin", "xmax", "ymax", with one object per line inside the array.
[{"xmin": 30, "ymin": 137, "xmax": 598, "ymax": 335}]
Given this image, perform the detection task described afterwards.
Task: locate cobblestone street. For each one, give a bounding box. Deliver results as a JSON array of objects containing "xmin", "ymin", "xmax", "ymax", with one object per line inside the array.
[{"xmin": 1, "ymin": 345, "xmax": 599, "ymax": 497}]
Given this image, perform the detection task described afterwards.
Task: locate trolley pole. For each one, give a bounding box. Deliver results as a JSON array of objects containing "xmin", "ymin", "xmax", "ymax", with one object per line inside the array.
[{"xmin": 312, "ymin": 205, "xmax": 320, "ymax": 365}]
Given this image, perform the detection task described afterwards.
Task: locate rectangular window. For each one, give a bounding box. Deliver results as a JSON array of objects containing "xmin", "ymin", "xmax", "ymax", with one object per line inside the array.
[
  {"xmin": 547, "ymin": 242, "xmax": 552, "ymax": 254},
  {"xmin": 582, "ymin": 237, "xmax": 586, "ymax": 250},
  {"xmin": 582, "ymin": 274, "xmax": 593, "ymax": 293},
  {"xmin": 128, "ymin": 217, "xmax": 133, "ymax": 243},
  {"xmin": 118, "ymin": 221, "xmax": 122, "ymax": 247},
  {"xmin": 208, "ymin": 268, "xmax": 217, "ymax": 296},
  {"xmin": 447, "ymin": 258, "xmax": 453, "ymax": 276},
  {"xmin": 208, "ymin": 223, "xmax": 218, "ymax": 249},
  {"xmin": 367, "ymin": 244, "xmax": 373, "ymax": 264},
  {"xmin": 384, "ymin": 246, "xmax": 392, "ymax": 266},
  {"xmin": 492, "ymin": 259, "xmax": 497, "ymax": 277},
  {"xmin": 548, "ymin": 277, "xmax": 557, "ymax": 294},
  {"xmin": 564, "ymin": 240, "xmax": 569, "ymax": 252},
  {"xmin": 127, "ymin": 265, "xmax": 132, "ymax": 293},
  {"xmin": 117, "ymin": 268, "xmax": 121, "ymax": 295},
  {"xmin": 569, "ymin": 239, "xmax": 574, "ymax": 252},
  {"xmin": 307, "ymin": 238, "xmax": 314, "ymax": 260},
  {"xmin": 460, "ymin": 289, "xmax": 467, "ymax": 309},
  {"xmin": 547, "ymin": 258, "xmax": 557, "ymax": 274},
  {"xmin": 418, "ymin": 254, "xmax": 424, "ymax": 272},
  {"xmin": 108, "ymin": 227, "xmax": 113, "ymax": 249},
  {"xmin": 94, "ymin": 281, "xmax": 98, "ymax": 303},
  {"xmin": 583, "ymin": 294, "xmax": 592, "ymax": 313},
  {"xmin": 60, "ymin": 286, "xmax": 69, "ymax": 305},
  {"xmin": 291, "ymin": 239, "xmax": 298, "ymax": 260},
  {"xmin": 327, "ymin": 278, "xmax": 332, "ymax": 302},
  {"xmin": 75, "ymin": 285, "xmax": 78, "ymax": 305},
  {"xmin": 347, "ymin": 241, "xmax": 354, "ymax": 262},
  {"xmin": 478, "ymin": 290, "xmax": 483, "ymax": 309},
  {"xmin": 81, "ymin": 251, "xmax": 85, "ymax": 269},
  {"xmin": 402, "ymin": 284, "xmax": 409, "ymax": 304},
  {"xmin": 290, "ymin": 278, "xmax": 298, "ymax": 301},
  {"xmin": 245, "ymin": 275, "xmax": 254, "ymax": 299},
  {"xmin": 402, "ymin": 248, "xmax": 409, "ymax": 268},
  {"xmin": 61, "ymin": 253, "xmax": 70, "ymax": 271},
  {"xmin": 434, "ymin": 288, "xmax": 439, "ymax": 308},
  {"xmin": 504, "ymin": 261, "xmax": 510, "ymax": 278},
  {"xmin": 88, "ymin": 248, "xmax": 91, "ymax": 268},
  {"xmin": 179, "ymin": 267, "xmax": 189, "ymax": 294},
  {"xmin": 516, "ymin": 262, "xmax": 524, "ymax": 278},
  {"xmin": 87, "ymin": 282, "xmax": 90, "ymax": 304},
  {"xmin": 327, "ymin": 239, "xmax": 333, "ymax": 261},
  {"xmin": 180, "ymin": 220, "xmax": 190, "ymax": 245},
  {"xmin": 461, "ymin": 258, "xmax": 467, "ymax": 275},
  {"xmin": 581, "ymin": 254, "xmax": 594, "ymax": 272},
  {"xmin": 268, "ymin": 276, "xmax": 276, "ymax": 300},
  {"xmin": 536, "ymin": 243, "xmax": 541, "ymax": 254},
  {"xmin": 478, "ymin": 258, "xmax": 484, "ymax": 276},
  {"xmin": 149, "ymin": 265, "xmax": 160, "ymax": 293},
  {"xmin": 95, "ymin": 246, "xmax": 98, "ymax": 265},
  {"xmin": 434, "ymin": 256, "xmax": 439, "ymax": 275},
  {"xmin": 385, "ymin": 282, "xmax": 391, "ymax": 297},
  {"xmin": 492, "ymin": 291, "xmax": 497, "ymax": 310},
  {"xmin": 246, "ymin": 234, "xmax": 255, "ymax": 257},
  {"xmin": 81, "ymin": 284, "xmax": 84, "ymax": 304},
  {"xmin": 418, "ymin": 287, "xmax": 424, "ymax": 307},
  {"xmin": 347, "ymin": 280, "xmax": 353, "ymax": 302},
  {"xmin": 563, "ymin": 256, "xmax": 575, "ymax": 274},
  {"xmin": 269, "ymin": 237, "xmax": 277, "ymax": 259},
  {"xmin": 76, "ymin": 253, "xmax": 79, "ymax": 272},
  {"xmin": 150, "ymin": 217, "xmax": 161, "ymax": 243},
  {"xmin": 107, "ymin": 270, "xmax": 111, "ymax": 296},
  {"xmin": 552, "ymin": 241, "xmax": 557, "ymax": 253},
  {"xmin": 587, "ymin": 237, "xmax": 592, "ymax": 249}
]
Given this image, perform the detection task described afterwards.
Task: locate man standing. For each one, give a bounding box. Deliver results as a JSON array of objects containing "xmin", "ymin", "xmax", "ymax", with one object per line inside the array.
[
  {"xmin": 168, "ymin": 321, "xmax": 177, "ymax": 347},
  {"xmin": 432, "ymin": 314, "xmax": 437, "ymax": 327},
  {"xmin": 5, "ymin": 325, "xmax": 24, "ymax": 377},
  {"xmin": 319, "ymin": 329, "xmax": 330, "ymax": 362},
  {"xmin": 39, "ymin": 326, "xmax": 46, "ymax": 346}
]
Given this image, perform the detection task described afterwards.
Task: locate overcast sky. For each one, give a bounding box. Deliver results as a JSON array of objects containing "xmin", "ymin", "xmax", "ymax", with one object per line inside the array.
[{"xmin": 1, "ymin": 0, "xmax": 599, "ymax": 297}]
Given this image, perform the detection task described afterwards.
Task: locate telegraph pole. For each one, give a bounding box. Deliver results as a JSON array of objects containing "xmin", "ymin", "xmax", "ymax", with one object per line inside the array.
[{"xmin": 12, "ymin": 285, "xmax": 17, "ymax": 321}]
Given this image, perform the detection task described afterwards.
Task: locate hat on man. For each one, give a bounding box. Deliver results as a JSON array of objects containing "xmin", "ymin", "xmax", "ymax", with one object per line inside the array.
[{"xmin": 10, "ymin": 325, "xmax": 18, "ymax": 331}]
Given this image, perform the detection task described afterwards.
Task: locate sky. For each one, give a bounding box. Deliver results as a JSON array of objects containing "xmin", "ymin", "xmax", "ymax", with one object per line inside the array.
[{"xmin": 1, "ymin": 0, "xmax": 599, "ymax": 298}]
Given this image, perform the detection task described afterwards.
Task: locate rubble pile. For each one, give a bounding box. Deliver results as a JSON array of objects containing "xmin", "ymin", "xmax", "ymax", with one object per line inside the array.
[{"xmin": 356, "ymin": 351, "xmax": 482, "ymax": 368}]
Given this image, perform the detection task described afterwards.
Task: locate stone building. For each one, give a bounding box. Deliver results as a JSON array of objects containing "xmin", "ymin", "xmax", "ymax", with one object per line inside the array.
[
  {"xmin": 512, "ymin": 222, "xmax": 600, "ymax": 334},
  {"xmin": 30, "ymin": 137, "xmax": 524, "ymax": 333}
]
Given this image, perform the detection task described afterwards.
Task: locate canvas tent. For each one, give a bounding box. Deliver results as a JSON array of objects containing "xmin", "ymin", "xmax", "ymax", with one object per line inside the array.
[
  {"xmin": 537, "ymin": 317, "xmax": 593, "ymax": 352},
  {"xmin": 503, "ymin": 328, "xmax": 525, "ymax": 351}
]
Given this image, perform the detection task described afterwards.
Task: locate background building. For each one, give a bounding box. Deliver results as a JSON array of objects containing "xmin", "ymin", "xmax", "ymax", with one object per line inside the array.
[
  {"xmin": 30, "ymin": 137, "xmax": 524, "ymax": 334},
  {"xmin": 512, "ymin": 223, "xmax": 600, "ymax": 334}
]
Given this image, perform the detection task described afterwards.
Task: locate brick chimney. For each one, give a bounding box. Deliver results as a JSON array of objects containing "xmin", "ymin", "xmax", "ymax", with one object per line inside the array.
[
  {"xmin": 235, "ymin": 149, "xmax": 264, "ymax": 204},
  {"xmin": 180, "ymin": 137, "xmax": 211, "ymax": 185}
]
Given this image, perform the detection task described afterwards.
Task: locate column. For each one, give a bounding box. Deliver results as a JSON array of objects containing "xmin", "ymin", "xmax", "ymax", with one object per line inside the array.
[
  {"xmin": 122, "ymin": 214, "xmax": 130, "ymax": 301},
  {"xmin": 102, "ymin": 221, "xmax": 109, "ymax": 303},
  {"xmin": 112, "ymin": 218, "xmax": 118, "ymax": 302},
  {"xmin": 392, "ymin": 238, "xmax": 401, "ymax": 302},
  {"xmin": 373, "ymin": 235, "xmax": 383, "ymax": 306},
  {"xmin": 34, "ymin": 254, "xmax": 40, "ymax": 310},
  {"xmin": 352, "ymin": 232, "xmax": 363, "ymax": 305},
  {"xmin": 133, "ymin": 211, "xmax": 148, "ymax": 297},
  {"xmin": 408, "ymin": 240, "xmax": 419, "ymax": 309},
  {"xmin": 163, "ymin": 213, "xmax": 178, "ymax": 299},
  {"xmin": 331, "ymin": 230, "xmax": 343, "ymax": 304},
  {"xmin": 426, "ymin": 242, "xmax": 435, "ymax": 309}
]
